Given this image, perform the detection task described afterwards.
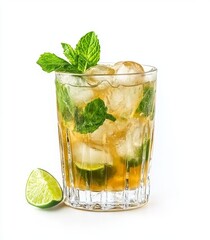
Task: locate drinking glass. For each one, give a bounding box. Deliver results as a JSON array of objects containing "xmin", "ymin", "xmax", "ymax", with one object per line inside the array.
[{"xmin": 55, "ymin": 64, "xmax": 157, "ymax": 211}]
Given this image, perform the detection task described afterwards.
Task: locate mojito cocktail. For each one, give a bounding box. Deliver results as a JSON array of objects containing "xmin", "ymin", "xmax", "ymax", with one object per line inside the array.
[
  {"xmin": 36, "ymin": 31, "xmax": 157, "ymax": 210},
  {"xmin": 56, "ymin": 62, "xmax": 157, "ymax": 210}
]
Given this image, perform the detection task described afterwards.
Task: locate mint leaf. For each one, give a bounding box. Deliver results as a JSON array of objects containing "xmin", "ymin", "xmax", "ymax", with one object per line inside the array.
[
  {"xmin": 137, "ymin": 138, "xmax": 151, "ymax": 163},
  {"xmin": 55, "ymin": 80, "xmax": 75, "ymax": 121},
  {"xmin": 75, "ymin": 98, "xmax": 116, "ymax": 134},
  {"xmin": 61, "ymin": 43, "xmax": 77, "ymax": 66},
  {"xmin": 37, "ymin": 31, "xmax": 100, "ymax": 74},
  {"xmin": 77, "ymin": 55, "xmax": 88, "ymax": 73},
  {"xmin": 75, "ymin": 31, "xmax": 100, "ymax": 72},
  {"xmin": 106, "ymin": 113, "xmax": 116, "ymax": 122},
  {"xmin": 126, "ymin": 139, "xmax": 151, "ymax": 169},
  {"xmin": 37, "ymin": 53, "xmax": 80, "ymax": 73},
  {"xmin": 136, "ymin": 85, "xmax": 155, "ymax": 117}
]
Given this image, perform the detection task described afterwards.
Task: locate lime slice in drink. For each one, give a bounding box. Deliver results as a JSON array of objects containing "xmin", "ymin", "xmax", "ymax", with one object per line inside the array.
[
  {"xmin": 25, "ymin": 168, "xmax": 63, "ymax": 208},
  {"xmin": 75, "ymin": 162, "xmax": 117, "ymax": 187},
  {"xmin": 72, "ymin": 143, "xmax": 114, "ymax": 186},
  {"xmin": 75, "ymin": 162, "xmax": 105, "ymax": 171},
  {"xmin": 75, "ymin": 162, "xmax": 106, "ymax": 186}
]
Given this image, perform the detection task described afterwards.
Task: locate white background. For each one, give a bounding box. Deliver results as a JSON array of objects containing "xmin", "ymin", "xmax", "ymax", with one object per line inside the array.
[{"xmin": 0, "ymin": 0, "xmax": 210, "ymax": 239}]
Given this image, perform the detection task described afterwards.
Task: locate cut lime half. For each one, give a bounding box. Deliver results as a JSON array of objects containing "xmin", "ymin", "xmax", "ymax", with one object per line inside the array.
[{"xmin": 25, "ymin": 168, "xmax": 63, "ymax": 208}]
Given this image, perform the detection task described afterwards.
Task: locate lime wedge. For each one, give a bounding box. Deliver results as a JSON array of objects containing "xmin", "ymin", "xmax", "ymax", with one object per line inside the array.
[
  {"xmin": 75, "ymin": 162, "xmax": 105, "ymax": 171},
  {"xmin": 25, "ymin": 168, "xmax": 63, "ymax": 208}
]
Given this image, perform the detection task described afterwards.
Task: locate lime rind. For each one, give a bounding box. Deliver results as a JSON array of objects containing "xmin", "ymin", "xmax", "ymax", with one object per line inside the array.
[
  {"xmin": 75, "ymin": 162, "xmax": 116, "ymax": 187},
  {"xmin": 75, "ymin": 162, "xmax": 105, "ymax": 171},
  {"xmin": 25, "ymin": 168, "xmax": 63, "ymax": 208}
]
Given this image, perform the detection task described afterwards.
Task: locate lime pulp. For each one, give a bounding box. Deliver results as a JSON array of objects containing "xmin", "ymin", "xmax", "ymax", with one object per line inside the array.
[{"xmin": 25, "ymin": 168, "xmax": 63, "ymax": 208}]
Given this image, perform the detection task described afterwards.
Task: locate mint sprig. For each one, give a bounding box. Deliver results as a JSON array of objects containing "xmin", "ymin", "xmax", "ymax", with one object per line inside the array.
[
  {"xmin": 74, "ymin": 98, "xmax": 116, "ymax": 134},
  {"xmin": 126, "ymin": 139, "xmax": 151, "ymax": 169},
  {"xmin": 37, "ymin": 31, "xmax": 100, "ymax": 74},
  {"xmin": 55, "ymin": 80, "xmax": 74, "ymax": 121},
  {"xmin": 55, "ymin": 82, "xmax": 116, "ymax": 132},
  {"xmin": 75, "ymin": 32, "xmax": 100, "ymax": 72},
  {"xmin": 136, "ymin": 85, "xmax": 155, "ymax": 117},
  {"xmin": 37, "ymin": 53, "xmax": 79, "ymax": 73},
  {"xmin": 61, "ymin": 43, "xmax": 77, "ymax": 66}
]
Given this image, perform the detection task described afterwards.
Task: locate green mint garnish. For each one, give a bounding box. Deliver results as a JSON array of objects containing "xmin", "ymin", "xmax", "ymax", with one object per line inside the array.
[
  {"xmin": 138, "ymin": 138, "xmax": 151, "ymax": 163},
  {"xmin": 136, "ymin": 85, "xmax": 155, "ymax": 117},
  {"xmin": 74, "ymin": 98, "xmax": 116, "ymax": 134},
  {"xmin": 36, "ymin": 53, "xmax": 79, "ymax": 73},
  {"xmin": 55, "ymin": 83, "xmax": 115, "ymax": 131},
  {"xmin": 126, "ymin": 139, "xmax": 151, "ymax": 170},
  {"xmin": 37, "ymin": 31, "xmax": 100, "ymax": 74},
  {"xmin": 55, "ymin": 80, "xmax": 74, "ymax": 121},
  {"xmin": 61, "ymin": 43, "xmax": 77, "ymax": 66},
  {"xmin": 75, "ymin": 31, "xmax": 100, "ymax": 72}
]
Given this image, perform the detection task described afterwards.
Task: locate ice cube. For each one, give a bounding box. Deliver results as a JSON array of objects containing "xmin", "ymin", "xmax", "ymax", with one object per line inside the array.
[
  {"xmin": 89, "ymin": 121, "xmax": 115, "ymax": 145},
  {"xmin": 69, "ymin": 86, "xmax": 94, "ymax": 106},
  {"xmin": 72, "ymin": 142, "xmax": 113, "ymax": 166},
  {"xmin": 116, "ymin": 119, "xmax": 145, "ymax": 159},
  {"xmin": 107, "ymin": 85, "xmax": 143, "ymax": 118},
  {"xmin": 84, "ymin": 64, "xmax": 115, "ymax": 87},
  {"xmin": 89, "ymin": 119, "xmax": 128, "ymax": 145},
  {"xmin": 113, "ymin": 61, "xmax": 144, "ymax": 85},
  {"xmin": 57, "ymin": 72, "xmax": 95, "ymax": 106},
  {"xmin": 56, "ymin": 74, "xmax": 87, "ymax": 86}
]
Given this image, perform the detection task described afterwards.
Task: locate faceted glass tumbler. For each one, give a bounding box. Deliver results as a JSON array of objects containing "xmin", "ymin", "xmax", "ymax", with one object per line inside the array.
[{"xmin": 55, "ymin": 65, "xmax": 157, "ymax": 211}]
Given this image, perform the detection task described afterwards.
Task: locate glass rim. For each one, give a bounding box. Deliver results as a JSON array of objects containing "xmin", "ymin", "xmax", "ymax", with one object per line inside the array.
[{"xmin": 55, "ymin": 64, "xmax": 157, "ymax": 77}]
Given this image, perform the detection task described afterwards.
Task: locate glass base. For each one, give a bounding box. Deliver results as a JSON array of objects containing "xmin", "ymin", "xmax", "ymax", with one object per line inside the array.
[{"xmin": 63, "ymin": 181, "xmax": 150, "ymax": 211}]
